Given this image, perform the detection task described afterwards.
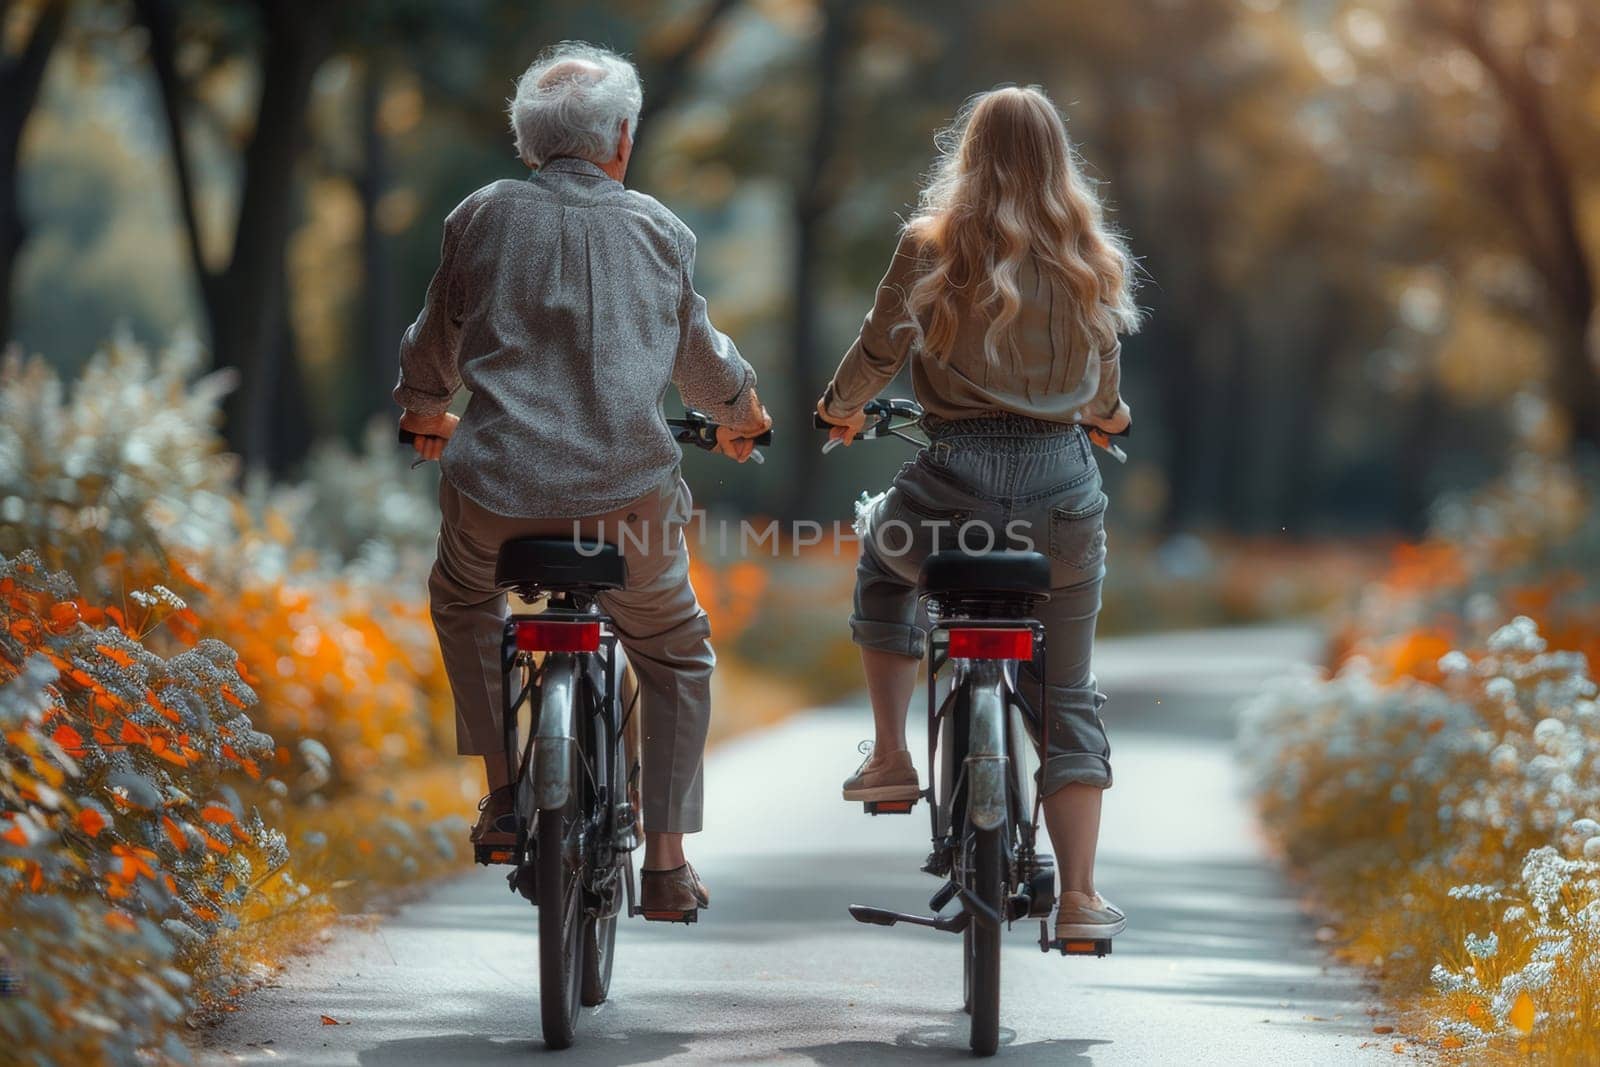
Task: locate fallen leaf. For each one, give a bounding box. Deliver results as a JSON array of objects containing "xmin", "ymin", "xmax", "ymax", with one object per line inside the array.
[
  {"xmin": 1372, "ymin": 1025, "xmax": 1394, "ymax": 1034},
  {"xmin": 320, "ymin": 1015, "xmax": 341, "ymax": 1026}
]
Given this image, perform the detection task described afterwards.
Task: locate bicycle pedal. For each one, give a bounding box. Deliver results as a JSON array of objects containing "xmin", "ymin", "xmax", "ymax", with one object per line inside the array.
[
  {"xmin": 474, "ymin": 843, "xmax": 517, "ymax": 866},
  {"xmin": 862, "ymin": 796, "xmax": 919, "ymax": 815},
  {"xmin": 634, "ymin": 907, "xmax": 698, "ymax": 924},
  {"xmin": 1047, "ymin": 937, "xmax": 1113, "ymax": 957}
]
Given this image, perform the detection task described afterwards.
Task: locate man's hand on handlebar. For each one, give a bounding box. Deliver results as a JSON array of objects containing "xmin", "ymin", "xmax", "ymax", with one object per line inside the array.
[
  {"xmin": 399, "ymin": 410, "xmax": 459, "ymax": 462},
  {"xmin": 712, "ymin": 388, "xmax": 773, "ymax": 464},
  {"xmin": 814, "ymin": 397, "xmax": 867, "ymax": 447}
]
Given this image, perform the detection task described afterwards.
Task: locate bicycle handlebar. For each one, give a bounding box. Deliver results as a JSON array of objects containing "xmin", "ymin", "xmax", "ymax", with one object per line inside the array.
[
  {"xmin": 814, "ymin": 398, "xmax": 1130, "ymax": 461},
  {"xmin": 400, "ymin": 411, "xmax": 773, "ymax": 464}
]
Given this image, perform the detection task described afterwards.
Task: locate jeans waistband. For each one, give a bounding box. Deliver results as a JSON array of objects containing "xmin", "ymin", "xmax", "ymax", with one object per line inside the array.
[{"xmin": 922, "ymin": 412, "xmax": 1081, "ymax": 439}]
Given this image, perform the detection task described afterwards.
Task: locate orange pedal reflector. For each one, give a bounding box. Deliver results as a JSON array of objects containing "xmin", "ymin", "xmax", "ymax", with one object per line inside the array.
[
  {"xmin": 1055, "ymin": 938, "xmax": 1112, "ymax": 957},
  {"xmin": 640, "ymin": 909, "xmax": 698, "ymax": 924},
  {"xmin": 864, "ymin": 798, "xmax": 919, "ymax": 815}
]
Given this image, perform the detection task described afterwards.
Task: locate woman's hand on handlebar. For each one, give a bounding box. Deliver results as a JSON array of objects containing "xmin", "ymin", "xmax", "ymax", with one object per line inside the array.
[
  {"xmin": 1081, "ymin": 399, "xmax": 1131, "ymax": 437},
  {"xmin": 814, "ymin": 397, "xmax": 867, "ymax": 447},
  {"xmin": 399, "ymin": 410, "xmax": 459, "ymax": 462}
]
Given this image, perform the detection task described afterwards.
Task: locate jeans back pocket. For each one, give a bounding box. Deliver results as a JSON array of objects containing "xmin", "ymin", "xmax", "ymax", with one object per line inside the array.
[{"xmin": 1047, "ymin": 491, "xmax": 1108, "ymax": 572}]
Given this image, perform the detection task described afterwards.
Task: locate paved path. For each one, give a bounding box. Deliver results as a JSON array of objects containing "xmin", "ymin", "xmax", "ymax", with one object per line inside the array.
[{"xmin": 203, "ymin": 626, "xmax": 1389, "ymax": 1065}]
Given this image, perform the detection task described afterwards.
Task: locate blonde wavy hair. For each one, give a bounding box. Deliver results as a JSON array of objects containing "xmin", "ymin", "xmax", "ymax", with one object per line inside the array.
[{"xmin": 901, "ymin": 86, "xmax": 1139, "ymax": 365}]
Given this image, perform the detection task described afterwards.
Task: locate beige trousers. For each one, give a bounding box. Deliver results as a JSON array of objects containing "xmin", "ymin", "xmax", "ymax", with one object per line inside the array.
[{"xmin": 428, "ymin": 472, "xmax": 714, "ymax": 833}]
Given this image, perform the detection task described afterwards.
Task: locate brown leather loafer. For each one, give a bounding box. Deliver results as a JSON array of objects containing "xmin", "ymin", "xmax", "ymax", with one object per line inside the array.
[
  {"xmin": 638, "ymin": 862, "xmax": 710, "ymax": 921},
  {"xmin": 471, "ymin": 785, "xmax": 517, "ymax": 847}
]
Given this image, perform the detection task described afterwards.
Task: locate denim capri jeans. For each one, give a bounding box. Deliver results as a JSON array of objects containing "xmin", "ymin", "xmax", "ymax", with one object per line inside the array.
[{"xmin": 849, "ymin": 412, "xmax": 1113, "ymax": 793}]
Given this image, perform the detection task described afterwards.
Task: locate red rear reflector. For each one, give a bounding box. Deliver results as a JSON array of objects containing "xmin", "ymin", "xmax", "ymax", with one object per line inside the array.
[
  {"xmin": 515, "ymin": 620, "xmax": 601, "ymax": 652},
  {"xmin": 947, "ymin": 628, "xmax": 1033, "ymax": 660}
]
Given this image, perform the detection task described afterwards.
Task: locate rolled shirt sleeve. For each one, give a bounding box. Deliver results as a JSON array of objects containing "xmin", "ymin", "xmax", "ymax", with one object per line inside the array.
[
  {"xmin": 822, "ymin": 232, "xmax": 923, "ymax": 419},
  {"xmin": 671, "ymin": 226, "xmax": 756, "ymax": 422},
  {"xmin": 393, "ymin": 201, "xmax": 470, "ymax": 417},
  {"xmin": 1085, "ymin": 340, "xmax": 1124, "ymax": 421}
]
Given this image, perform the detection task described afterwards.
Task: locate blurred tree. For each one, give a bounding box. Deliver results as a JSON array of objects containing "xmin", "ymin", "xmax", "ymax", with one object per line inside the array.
[
  {"xmin": 0, "ymin": 0, "xmax": 68, "ymax": 344},
  {"xmin": 1399, "ymin": 0, "xmax": 1600, "ymax": 448},
  {"xmin": 134, "ymin": 0, "xmax": 334, "ymax": 472}
]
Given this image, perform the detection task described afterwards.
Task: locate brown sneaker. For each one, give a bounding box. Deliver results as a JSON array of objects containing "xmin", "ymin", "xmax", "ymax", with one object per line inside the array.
[
  {"xmin": 1055, "ymin": 891, "xmax": 1126, "ymax": 939},
  {"xmin": 842, "ymin": 744, "xmax": 920, "ymax": 802},
  {"xmin": 471, "ymin": 785, "xmax": 516, "ymax": 847},
  {"xmin": 638, "ymin": 863, "xmax": 710, "ymax": 921}
]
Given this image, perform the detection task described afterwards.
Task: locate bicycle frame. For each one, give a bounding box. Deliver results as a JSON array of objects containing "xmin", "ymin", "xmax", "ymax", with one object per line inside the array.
[
  {"xmin": 925, "ymin": 617, "xmax": 1049, "ymax": 882},
  {"xmin": 500, "ymin": 595, "xmax": 634, "ymax": 884}
]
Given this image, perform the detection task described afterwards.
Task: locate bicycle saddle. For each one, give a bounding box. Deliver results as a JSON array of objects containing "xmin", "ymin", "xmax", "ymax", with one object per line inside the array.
[
  {"xmin": 920, "ymin": 550, "xmax": 1051, "ymax": 598},
  {"xmin": 495, "ymin": 538, "xmax": 627, "ymax": 591}
]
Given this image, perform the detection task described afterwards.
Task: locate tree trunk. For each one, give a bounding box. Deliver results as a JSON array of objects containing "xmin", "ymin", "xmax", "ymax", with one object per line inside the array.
[
  {"xmin": 136, "ymin": 0, "xmax": 331, "ymax": 472},
  {"xmin": 1443, "ymin": 8, "xmax": 1600, "ymax": 448},
  {"xmin": 0, "ymin": 0, "xmax": 67, "ymax": 344},
  {"xmin": 357, "ymin": 58, "xmax": 399, "ymax": 436},
  {"xmin": 217, "ymin": 0, "xmax": 333, "ymax": 471},
  {"xmin": 787, "ymin": 0, "xmax": 855, "ymax": 519}
]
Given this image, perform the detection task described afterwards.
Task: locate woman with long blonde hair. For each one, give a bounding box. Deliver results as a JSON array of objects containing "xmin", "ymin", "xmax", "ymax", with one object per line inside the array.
[{"xmin": 817, "ymin": 85, "xmax": 1138, "ymax": 940}]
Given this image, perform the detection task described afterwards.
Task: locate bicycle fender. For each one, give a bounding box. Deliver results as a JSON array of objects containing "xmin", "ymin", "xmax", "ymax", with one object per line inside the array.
[
  {"xmin": 966, "ymin": 664, "xmax": 1010, "ymax": 832},
  {"xmin": 535, "ymin": 653, "xmax": 578, "ymax": 812}
]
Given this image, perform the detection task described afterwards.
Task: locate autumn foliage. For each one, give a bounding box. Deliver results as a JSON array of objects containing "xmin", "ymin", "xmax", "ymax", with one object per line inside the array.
[
  {"xmin": 0, "ymin": 343, "xmax": 461, "ymax": 1063},
  {"xmin": 0, "ymin": 551, "xmax": 283, "ymax": 1061},
  {"xmin": 1243, "ymin": 457, "xmax": 1600, "ymax": 1062}
]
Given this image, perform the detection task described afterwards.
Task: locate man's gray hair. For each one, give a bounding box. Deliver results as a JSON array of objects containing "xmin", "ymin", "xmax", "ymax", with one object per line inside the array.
[{"xmin": 508, "ymin": 42, "xmax": 643, "ymax": 168}]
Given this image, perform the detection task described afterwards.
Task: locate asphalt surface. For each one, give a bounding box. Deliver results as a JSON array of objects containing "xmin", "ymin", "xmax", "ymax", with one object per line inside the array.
[{"xmin": 202, "ymin": 626, "xmax": 1391, "ymax": 1065}]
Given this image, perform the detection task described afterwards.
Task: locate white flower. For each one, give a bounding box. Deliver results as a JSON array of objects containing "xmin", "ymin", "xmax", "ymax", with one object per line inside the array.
[
  {"xmin": 1533, "ymin": 717, "xmax": 1567, "ymax": 749},
  {"xmin": 1438, "ymin": 650, "xmax": 1472, "ymax": 675},
  {"xmin": 1489, "ymin": 743, "xmax": 1521, "ymax": 775},
  {"xmin": 1465, "ymin": 930, "xmax": 1498, "ymax": 959},
  {"xmin": 1486, "ymin": 676, "xmax": 1517, "ymax": 702}
]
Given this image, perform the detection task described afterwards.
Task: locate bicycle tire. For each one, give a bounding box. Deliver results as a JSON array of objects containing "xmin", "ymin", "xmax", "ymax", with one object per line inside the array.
[
  {"xmin": 966, "ymin": 823, "xmax": 1005, "ymax": 1056},
  {"xmin": 536, "ymin": 682, "xmax": 584, "ymax": 1049},
  {"xmin": 580, "ymin": 910, "xmax": 616, "ymax": 1006}
]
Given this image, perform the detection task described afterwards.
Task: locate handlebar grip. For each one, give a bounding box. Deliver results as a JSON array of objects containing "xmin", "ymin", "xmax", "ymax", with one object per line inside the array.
[{"xmin": 399, "ymin": 428, "xmax": 444, "ymax": 446}]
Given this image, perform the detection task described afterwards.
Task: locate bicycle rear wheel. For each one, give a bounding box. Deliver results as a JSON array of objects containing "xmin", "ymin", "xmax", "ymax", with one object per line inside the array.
[
  {"xmin": 536, "ymin": 715, "xmax": 584, "ymax": 1047},
  {"xmin": 965, "ymin": 824, "xmax": 1004, "ymax": 1056},
  {"xmin": 580, "ymin": 907, "xmax": 616, "ymax": 1006}
]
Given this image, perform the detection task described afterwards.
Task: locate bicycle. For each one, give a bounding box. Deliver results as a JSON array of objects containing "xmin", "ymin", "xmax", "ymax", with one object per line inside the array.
[
  {"xmin": 815, "ymin": 398, "xmax": 1125, "ymax": 1056},
  {"xmin": 400, "ymin": 409, "xmax": 770, "ymax": 1049}
]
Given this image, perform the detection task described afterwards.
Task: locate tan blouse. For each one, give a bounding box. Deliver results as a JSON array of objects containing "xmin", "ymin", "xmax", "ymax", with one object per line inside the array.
[{"xmin": 822, "ymin": 232, "xmax": 1124, "ymax": 425}]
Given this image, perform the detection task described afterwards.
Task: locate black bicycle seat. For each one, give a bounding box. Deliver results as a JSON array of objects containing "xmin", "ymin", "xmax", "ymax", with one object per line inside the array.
[
  {"xmin": 495, "ymin": 538, "xmax": 627, "ymax": 591},
  {"xmin": 920, "ymin": 550, "xmax": 1050, "ymax": 598}
]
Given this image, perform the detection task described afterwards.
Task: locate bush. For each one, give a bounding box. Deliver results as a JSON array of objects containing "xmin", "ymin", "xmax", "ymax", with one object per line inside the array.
[
  {"xmin": 0, "ymin": 340, "xmax": 462, "ymax": 1063},
  {"xmin": 0, "ymin": 551, "xmax": 281, "ymax": 1063},
  {"xmin": 1242, "ymin": 458, "xmax": 1600, "ymax": 1061}
]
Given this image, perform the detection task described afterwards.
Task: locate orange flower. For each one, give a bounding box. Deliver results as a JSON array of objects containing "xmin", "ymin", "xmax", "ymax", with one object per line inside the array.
[
  {"xmin": 46, "ymin": 601, "xmax": 80, "ymax": 633},
  {"xmin": 51, "ymin": 722, "xmax": 85, "ymax": 755},
  {"xmin": 200, "ymin": 804, "xmax": 235, "ymax": 825},
  {"xmin": 76, "ymin": 808, "xmax": 107, "ymax": 837},
  {"xmin": 94, "ymin": 642, "xmax": 137, "ymax": 669}
]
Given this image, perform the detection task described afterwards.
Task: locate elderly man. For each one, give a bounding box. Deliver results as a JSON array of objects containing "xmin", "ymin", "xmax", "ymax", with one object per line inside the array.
[{"xmin": 395, "ymin": 42, "xmax": 769, "ymax": 915}]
